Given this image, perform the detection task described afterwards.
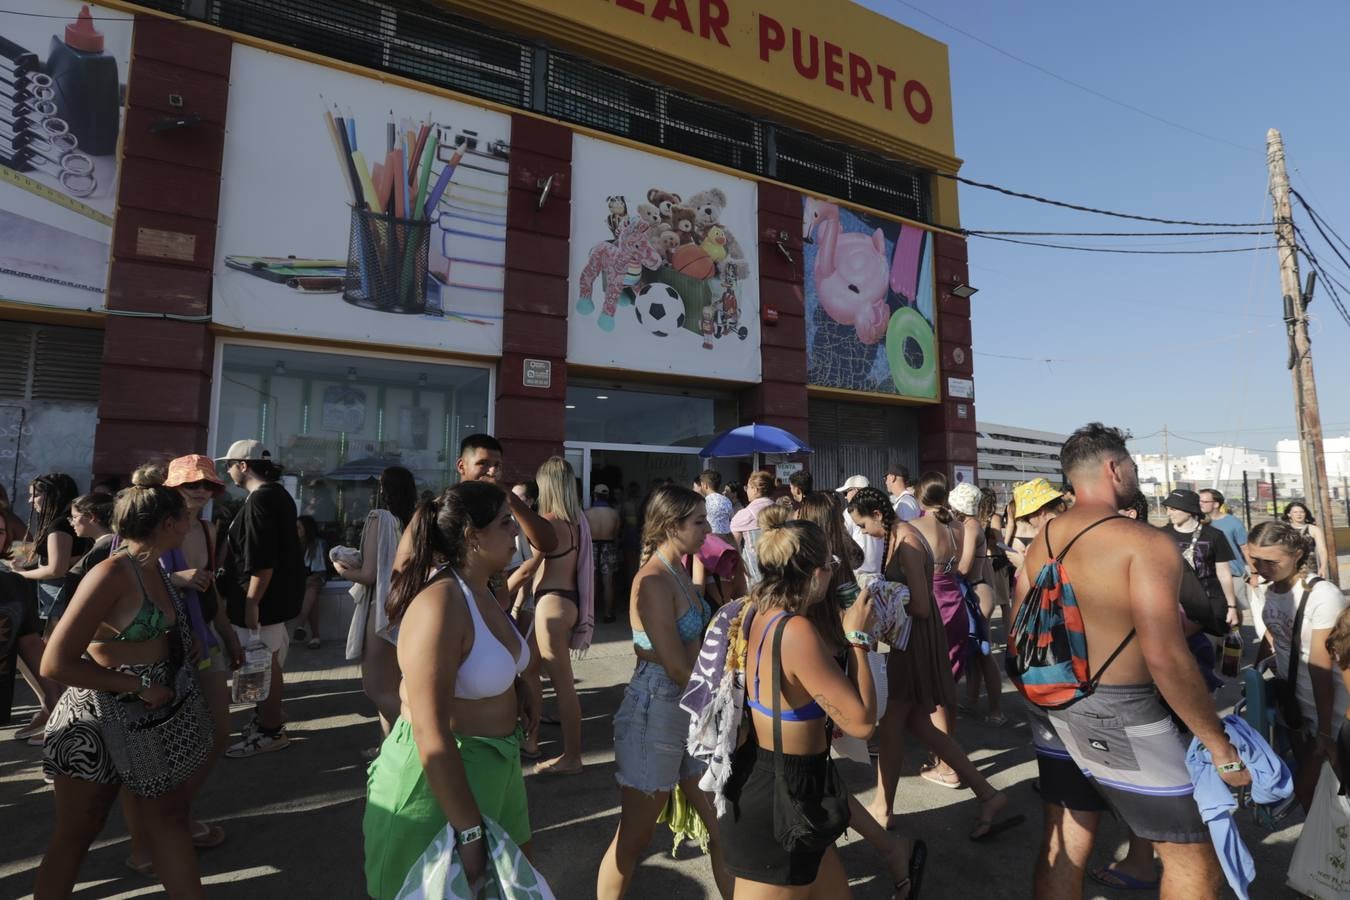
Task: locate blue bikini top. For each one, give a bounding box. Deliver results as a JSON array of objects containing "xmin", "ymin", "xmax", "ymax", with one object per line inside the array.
[
  {"xmin": 632, "ymin": 551, "xmax": 711, "ymax": 650},
  {"xmin": 745, "ymin": 611, "xmax": 826, "ymax": 722}
]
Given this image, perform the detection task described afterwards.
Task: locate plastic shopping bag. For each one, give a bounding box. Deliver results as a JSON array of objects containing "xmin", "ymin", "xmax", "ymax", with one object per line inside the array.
[{"xmin": 1287, "ymin": 762, "xmax": 1350, "ymax": 899}]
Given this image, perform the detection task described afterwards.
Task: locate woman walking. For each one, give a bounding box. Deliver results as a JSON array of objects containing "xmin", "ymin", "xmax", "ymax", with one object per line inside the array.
[
  {"xmin": 17, "ymin": 473, "xmax": 80, "ymax": 630},
  {"xmin": 909, "ymin": 473, "xmax": 969, "ymax": 684},
  {"xmin": 531, "ymin": 456, "xmax": 591, "ymax": 776},
  {"xmin": 847, "ymin": 487, "xmax": 1018, "ymax": 841},
  {"xmin": 1250, "ymin": 520, "xmax": 1348, "ymax": 810},
  {"xmin": 794, "ymin": 492, "xmax": 926, "ymax": 898},
  {"xmin": 730, "ymin": 471, "xmax": 776, "ymax": 588},
  {"xmin": 949, "ymin": 482, "xmax": 1007, "ymax": 726},
  {"xmin": 363, "ymin": 481, "xmax": 535, "ymax": 898},
  {"xmin": 37, "ymin": 465, "xmax": 213, "ymax": 899},
  {"xmin": 717, "ymin": 519, "xmax": 877, "ymax": 896},
  {"xmin": 335, "ymin": 465, "xmax": 417, "ymax": 736},
  {"xmin": 1281, "ymin": 501, "xmax": 1330, "ymax": 580},
  {"xmin": 293, "ymin": 515, "xmax": 328, "ymax": 649},
  {"xmin": 597, "ymin": 485, "xmax": 733, "ymax": 898}
]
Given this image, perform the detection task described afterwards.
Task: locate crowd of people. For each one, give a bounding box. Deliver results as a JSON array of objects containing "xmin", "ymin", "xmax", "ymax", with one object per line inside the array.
[{"xmin": 1, "ymin": 422, "xmax": 1348, "ymax": 898}]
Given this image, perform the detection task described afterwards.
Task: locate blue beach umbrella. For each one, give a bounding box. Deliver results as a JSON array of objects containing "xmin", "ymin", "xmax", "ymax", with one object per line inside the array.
[{"xmin": 699, "ymin": 423, "xmax": 811, "ymax": 459}]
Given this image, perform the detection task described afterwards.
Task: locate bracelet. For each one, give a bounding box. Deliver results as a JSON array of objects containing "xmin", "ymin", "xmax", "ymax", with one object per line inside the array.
[
  {"xmin": 1215, "ymin": 759, "xmax": 1246, "ymax": 774},
  {"xmin": 845, "ymin": 630, "xmax": 873, "ymax": 650},
  {"xmin": 456, "ymin": 823, "xmax": 484, "ymax": 846}
]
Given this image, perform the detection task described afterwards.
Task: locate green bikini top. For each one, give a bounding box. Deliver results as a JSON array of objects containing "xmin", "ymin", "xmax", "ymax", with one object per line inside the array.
[{"xmin": 91, "ymin": 554, "xmax": 175, "ymax": 643}]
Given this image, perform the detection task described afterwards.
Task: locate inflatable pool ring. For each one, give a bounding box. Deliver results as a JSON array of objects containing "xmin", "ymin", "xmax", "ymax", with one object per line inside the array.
[{"xmin": 886, "ymin": 307, "xmax": 937, "ymax": 398}]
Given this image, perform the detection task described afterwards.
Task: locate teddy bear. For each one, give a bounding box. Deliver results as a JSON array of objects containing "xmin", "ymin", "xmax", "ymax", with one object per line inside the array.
[
  {"xmin": 687, "ymin": 187, "xmax": 750, "ymax": 280},
  {"xmin": 669, "ymin": 205, "xmax": 698, "ymax": 245},
  {"xmin": 576, "ymin": 217, "xmax": 662, "ymax": 331},
  {"xmin": 654, "ymin": 229, "xmax": 681, "ymax": 262},
  {"xmin": 636, "ymin": 202, "xmax": 676, "ymax": 254},
  {"xmin": 646, "ymin": 189, "xmax": 682, "ymax": 223},
  {"xmin": 605, "ymin": 195, "xmax": 629, "ymax": 239}
]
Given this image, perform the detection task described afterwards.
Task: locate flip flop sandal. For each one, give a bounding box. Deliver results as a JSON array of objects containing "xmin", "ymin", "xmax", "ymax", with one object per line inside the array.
[
  {"xmin": 983, "ymin": 711, "xmax": 1011, "ymax": 727},
  {"xmin": 919, "ymin": 767, "xmax": 964, "ymax": 790},
  {"xmin": 969, "ymin": 813, "xmax": 1026, "ymax": 842},
  {"xmin": 306, "ymin": 638, "xmax": 321, "ymax": 650},
  {"xmin": 125, "ymin": 857, "xmax": 158, "ymax": 880},
  {"xmin": 532, "ymin": 759, "xmax": 583, "ymax": 777},
  {"xmin": 906, "ymin": 839, "xmax": 927, "ymax": 898},
  {"xmin": 191, "ymin": 822, "xmax": 226, "ymax": 849},
  {"xmin": 1088, "ymin": 865, "xmax": 1160, "ymax": 891}
]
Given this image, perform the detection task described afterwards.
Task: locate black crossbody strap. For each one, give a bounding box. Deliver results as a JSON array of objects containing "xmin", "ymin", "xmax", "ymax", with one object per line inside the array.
[
  {"xmin": 1049, "ymin": 515, "xmax": 1126, "ymax": 562},
  {"xmin": 1288, "ymin": 576, "xmax": 1322, "ymax": 691},
  {"xmin": 771, "ymin": 614, "xmax": 790, "ymax": 783}
]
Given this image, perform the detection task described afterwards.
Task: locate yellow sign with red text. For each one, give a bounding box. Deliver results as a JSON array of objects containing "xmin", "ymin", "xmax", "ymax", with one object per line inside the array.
[{"xmin": 442, "ymin": 0, "xmax": 956, "ymax": 166}]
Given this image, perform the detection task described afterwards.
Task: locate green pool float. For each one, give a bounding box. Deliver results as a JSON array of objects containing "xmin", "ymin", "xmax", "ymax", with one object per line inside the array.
[{"xmin": 886, "ymin": 307, "xmax": 938, "ymax": 399}]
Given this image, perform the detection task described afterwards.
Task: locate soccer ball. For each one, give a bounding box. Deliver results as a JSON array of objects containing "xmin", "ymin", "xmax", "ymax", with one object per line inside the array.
[{"xmin": 633, "ymin": 283, "xmax": 685, "ymax": 337}]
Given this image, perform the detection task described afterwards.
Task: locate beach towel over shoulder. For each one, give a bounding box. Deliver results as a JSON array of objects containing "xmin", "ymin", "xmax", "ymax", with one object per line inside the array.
[
  {"xmin": 682, "ymin": 598, "xmax": 754, "ymax": 815},
  {"xmin": 1007, "ymin": 515, "xmax": 1133, "ymax": 709}
]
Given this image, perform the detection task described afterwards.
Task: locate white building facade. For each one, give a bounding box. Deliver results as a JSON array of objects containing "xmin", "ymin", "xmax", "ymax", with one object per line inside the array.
[{"xmin": 977, "ymin": 422, "xmax": 1068, "ymax": 502}]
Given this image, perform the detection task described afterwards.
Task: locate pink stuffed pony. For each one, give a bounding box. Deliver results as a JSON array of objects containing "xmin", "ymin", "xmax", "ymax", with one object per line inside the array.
[{"xmin": 576, "ymin": 218, "xmax": 662, "ymax": 331}]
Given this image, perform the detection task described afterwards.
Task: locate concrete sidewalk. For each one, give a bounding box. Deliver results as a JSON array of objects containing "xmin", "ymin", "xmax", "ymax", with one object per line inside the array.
[{"xmin": 0, "ymin": 613, "xmax": 1308, "ymax": 899}]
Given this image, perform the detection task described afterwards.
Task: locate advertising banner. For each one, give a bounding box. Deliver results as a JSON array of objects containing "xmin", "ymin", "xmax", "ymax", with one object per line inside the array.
[
  {"xmin": 568, "ymin": 134, "xmax": 760, "ymax": 382},
  {"xmin": 803, "ymin": 197, "xmax": 937, "ymax": 401},
  {"xmin": 0, "ymin": 1, "xmax": 131, "ymax": 310},
  {"xmin": 213, "ymin": 46, "xmax": 508, "ymax": 355}
]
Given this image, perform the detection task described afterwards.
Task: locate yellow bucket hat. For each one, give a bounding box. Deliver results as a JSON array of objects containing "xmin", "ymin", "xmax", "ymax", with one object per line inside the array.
[{"xmin": 1013, "ymin": 478, "xmax": 1063, "ymax": 518}]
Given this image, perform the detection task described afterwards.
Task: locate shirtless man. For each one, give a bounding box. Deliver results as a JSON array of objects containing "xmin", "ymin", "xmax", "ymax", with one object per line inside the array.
[
  {"xmin": 1015, "ymin": 423, "xmax": 1250, "ymax": 900},
  {"xmin": 586, "ymin": 484, "xmax": 621, "ymax": 623}
]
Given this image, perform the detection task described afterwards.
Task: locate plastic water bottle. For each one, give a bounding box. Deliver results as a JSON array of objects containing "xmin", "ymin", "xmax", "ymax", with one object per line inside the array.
[
  {"xmin": 1220, "ymin": 630, "xmax": 1243, "ymax": 678},
  {"xmin": 232, "ymin": 633, "xmax": 272, "ymax": 703}
]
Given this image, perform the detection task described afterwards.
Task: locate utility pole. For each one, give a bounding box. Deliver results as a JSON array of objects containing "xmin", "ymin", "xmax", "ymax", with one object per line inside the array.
[
  {"xmin": 1162, "ymin": 425, "xmax": 1171, "ymax": 495},
  {"xmin": 1268, "ymin": 127, "xmax": 1339, "ymax": 582}
]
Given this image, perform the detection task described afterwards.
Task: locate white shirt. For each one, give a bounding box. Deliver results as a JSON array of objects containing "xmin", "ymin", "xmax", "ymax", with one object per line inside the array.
[
  {"xmin": 845, "ymin": 513, "xmax": 884, "ymax": 575},
  {"xmin": 893, "ymin": 490, "xmax": 922, "ymax": 523},
  {"xmin": 1261, "ymin": 577, "xmax": 1350, "ymax": 730},
  {"xmin": 704, "ymin": 492, "xmax": 733, "ymax": 535}
]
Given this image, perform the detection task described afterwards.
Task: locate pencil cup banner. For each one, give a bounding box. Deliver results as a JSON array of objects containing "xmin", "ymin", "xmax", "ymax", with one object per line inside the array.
[
  {"xmin": 567, "ymin": 135, "xmax": 761, "ymax": 382},
  {"xmin": 0, "ymin": 1, "xmax": 131, "ymax": 310},
  {"xmin": 213, "ymin": 46, "xmax": 508, "ymax": 354},
  {"xmin": 803, "ymin": 198, "xmax": 938, "ymax": 400}
]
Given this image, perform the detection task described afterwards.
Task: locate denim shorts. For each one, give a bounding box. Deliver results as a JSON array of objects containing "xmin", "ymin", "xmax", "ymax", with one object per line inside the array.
[{"xmin": 613, "ymin": 660, "xmax": 704, "ymax": 795}]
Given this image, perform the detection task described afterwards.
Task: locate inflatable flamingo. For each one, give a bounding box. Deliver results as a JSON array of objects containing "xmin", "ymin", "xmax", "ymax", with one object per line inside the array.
[{"xmin": 802, "ymin": 197, "xmax": 890, "ymax": 345}]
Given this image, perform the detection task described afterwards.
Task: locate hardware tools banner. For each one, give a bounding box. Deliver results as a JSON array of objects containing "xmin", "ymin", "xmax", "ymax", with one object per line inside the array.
[
  {"xmin": 0, "ymin": 0, "xmax": 130, "ymax": 310},
  {"xmin": 213, "ymin": 46, "xmax": 509, "ymax": 356}
]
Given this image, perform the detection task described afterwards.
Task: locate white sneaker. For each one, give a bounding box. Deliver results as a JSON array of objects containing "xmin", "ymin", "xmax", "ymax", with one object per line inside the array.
[{"xmin": 226, "ymin": 726, "xmax": 290, "ymax": 758}]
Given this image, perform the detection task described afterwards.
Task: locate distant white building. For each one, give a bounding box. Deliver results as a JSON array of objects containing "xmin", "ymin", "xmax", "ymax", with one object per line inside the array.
[
  {"xmin": 977, "ymin": 422, "xmax": 1067, "ymax": 500},
  {"xmin": 1277, "ymin": 434, "xmax": 1350, "ymax": 497},
  {"xmin": 1134, "ymin": 446, "xmax": 1271, "ymax": 491}
]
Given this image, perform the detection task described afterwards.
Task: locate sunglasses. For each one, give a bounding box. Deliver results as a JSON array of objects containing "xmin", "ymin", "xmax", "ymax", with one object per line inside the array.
[{"xmin": 179, "ymin": 480, "xmax": 218, "ymax": 491}]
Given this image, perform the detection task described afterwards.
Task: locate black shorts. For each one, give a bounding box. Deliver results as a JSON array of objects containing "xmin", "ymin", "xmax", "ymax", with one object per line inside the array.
[{"xmin": 718, "ymin": 741, "xmax": 838, "ymax": 886}]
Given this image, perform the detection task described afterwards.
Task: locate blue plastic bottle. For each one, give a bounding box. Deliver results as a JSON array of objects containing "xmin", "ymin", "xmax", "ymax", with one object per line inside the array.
[{"xmin": 46, "ymin": 5, "xmax": 120, "ymax": 156}]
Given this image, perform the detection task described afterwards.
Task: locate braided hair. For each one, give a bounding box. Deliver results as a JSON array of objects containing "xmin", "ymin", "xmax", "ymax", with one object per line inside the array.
[{"xmin": 638, "ymin": 484, "xmax": 703, "ymax": 566}]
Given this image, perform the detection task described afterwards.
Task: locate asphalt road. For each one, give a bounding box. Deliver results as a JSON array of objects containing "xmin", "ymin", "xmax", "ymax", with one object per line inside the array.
[{"xmin": 0, "ymin": 610, "xmax": 1312, "ymax": 899}]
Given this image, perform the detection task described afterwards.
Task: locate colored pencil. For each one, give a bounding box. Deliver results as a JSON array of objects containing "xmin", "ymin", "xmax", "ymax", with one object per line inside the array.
[
  {"xmin": 323, "ymin": 109, "xmax": 357, "ymax": 204},
  {"xmin": 414, "ymin": 128, "xmax": 438, "ymax": 221},
  {"xmin": 423, "ymin": 147, "xmax": 464, "ymax": 219}
]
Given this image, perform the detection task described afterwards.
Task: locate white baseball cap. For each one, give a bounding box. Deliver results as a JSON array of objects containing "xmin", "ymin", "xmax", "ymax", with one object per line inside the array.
[
  {"xmin": 835, "ymin": 475, "xmax": 869, "ymax": 492},
  {"xmin": 216, "ymin": 439, "xmax": 272, "ymax": 462}
]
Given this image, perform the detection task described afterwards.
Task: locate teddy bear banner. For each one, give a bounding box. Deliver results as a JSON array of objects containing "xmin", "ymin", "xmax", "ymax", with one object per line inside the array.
[{"xmin": 567, "ymin": 135, "xmax": 761, "ymax": 383}]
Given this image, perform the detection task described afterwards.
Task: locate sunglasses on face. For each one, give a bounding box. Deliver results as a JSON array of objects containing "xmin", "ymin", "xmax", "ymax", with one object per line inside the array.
[{"xmin": 180, "ymin": 480, "xmax": 216, "ymax": 491}]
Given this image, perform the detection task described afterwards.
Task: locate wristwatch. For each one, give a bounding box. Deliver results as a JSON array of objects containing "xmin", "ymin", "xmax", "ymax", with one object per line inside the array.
[
  {"xmin": 1215, "ymin": 759, "xmax": 1246, "ymax": 774},
  {"xmin": 457, "ymin": 824, "xmax": 484, "ymax": 846}
]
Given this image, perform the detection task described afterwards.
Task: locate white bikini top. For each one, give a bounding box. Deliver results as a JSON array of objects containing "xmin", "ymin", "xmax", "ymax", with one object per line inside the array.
[{"xmin": 450, "ymin": 570, "xmax": 530, "ymax": 701}]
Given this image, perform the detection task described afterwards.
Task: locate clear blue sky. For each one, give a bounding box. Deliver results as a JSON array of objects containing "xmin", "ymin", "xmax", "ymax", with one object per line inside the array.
[{"xmin": 857, "ymin": 0, "xmax": 1350, "ymax": 460}]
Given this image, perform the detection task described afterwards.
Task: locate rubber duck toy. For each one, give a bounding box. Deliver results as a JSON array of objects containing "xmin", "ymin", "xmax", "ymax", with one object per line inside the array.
[{"xmin": 701, "ymin": 225, "xmax": 728, "ymax": 263}]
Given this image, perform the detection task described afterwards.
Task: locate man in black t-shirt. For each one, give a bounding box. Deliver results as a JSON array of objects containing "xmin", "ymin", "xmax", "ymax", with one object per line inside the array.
[
  {"xmin": 1158, "ymin": 489, "xmax": 1238, "ymax": 632},
  {"xmin": 219, "ymin": 439, "xmax": 305, "ymax": 758}
]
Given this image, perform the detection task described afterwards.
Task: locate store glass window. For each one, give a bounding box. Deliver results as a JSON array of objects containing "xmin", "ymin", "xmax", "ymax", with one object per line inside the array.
[
  {"xmin": 564, "ymin": 383, "xmax": 736, "ymax": 448},
  {"xmin": 215, "ymin": 344, "xmax": 491, "ymax": 544}
]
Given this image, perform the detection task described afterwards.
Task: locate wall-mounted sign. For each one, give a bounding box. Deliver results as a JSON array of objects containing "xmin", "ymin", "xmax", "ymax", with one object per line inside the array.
[
  {"xmin": 214, "ymin": 46, "xmax": 508, "ymax": 355},
  {"xmin": 956, "ymin": 403, "xmax": 968, "ymax": 419},
  {"xmin": 803, "ymin": 198, "xmax": 937, "ymax": 400},
  {"xmin": 523, "ymin": 358, "xmax": 552, "ymax": 389},
  {"xmin": 775, "ymin": 462, "xmax": 803, "ymax": 481},
  {"xmin": 567, "ymin": 135, "xmax": 761, "ymax": 382},
  {"xmin": 953, "ymin": 465, "xmax": 975, "ymax": 485},
  {"xmin": 0, "ymin": 1, "xmax": 132, "ymax": 310},
  {"xmin": 947, "ymin": 376, "xmax": 974, "ymax": 400}
]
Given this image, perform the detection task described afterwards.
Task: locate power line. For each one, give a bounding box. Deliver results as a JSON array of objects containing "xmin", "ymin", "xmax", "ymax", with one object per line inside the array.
[
  {"xmin": 1291, "ymin": 189, "xmax": 1350, "ymax": 260},
  {"xmin": 968, "ymin": 234, "xmax": 1276, "ymax": 255},
  {"xmin": 965, "ymin": 229, "xmax": 1273, "ymax": 237},
  {"xmin": 883, "ymin": 0, "xmax": 1259, "ymax": 155},
  {"xmin": 933, "ymin": 172, "xmax": 1270, "ymax": 227}
]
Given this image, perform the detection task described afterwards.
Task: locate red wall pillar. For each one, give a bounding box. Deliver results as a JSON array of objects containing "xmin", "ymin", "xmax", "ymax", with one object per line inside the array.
[
  {"xmin": 92, "ymin": 17, "xmax": 231, "ymax": 479},
  {"xmin": 496, "ymin": 115, "xmax": 572, "ymax": 482},
  {"xmin": 744, "ymin": 183, "xmax": 808, "ymax": 446},
  {"xmin": 918, "ymin": 232, "xmax": 977, "ymax": 481}
]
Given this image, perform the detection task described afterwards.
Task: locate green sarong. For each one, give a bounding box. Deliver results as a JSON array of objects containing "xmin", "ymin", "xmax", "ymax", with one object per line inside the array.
[{"xmin": 364, "ymin": 718, "xmax": 530, "ymax": 899}]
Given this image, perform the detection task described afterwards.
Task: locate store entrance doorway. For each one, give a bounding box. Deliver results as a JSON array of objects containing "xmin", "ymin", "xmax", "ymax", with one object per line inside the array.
[{"xmin": 564, "ymin": 441, "xmax": 707, "ymax": 501}]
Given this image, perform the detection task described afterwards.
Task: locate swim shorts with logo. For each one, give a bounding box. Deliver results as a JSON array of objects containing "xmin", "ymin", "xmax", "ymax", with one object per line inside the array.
[{"xmin": 1026, "ymin": 683, "xmax": 1208, "ymax": 843}]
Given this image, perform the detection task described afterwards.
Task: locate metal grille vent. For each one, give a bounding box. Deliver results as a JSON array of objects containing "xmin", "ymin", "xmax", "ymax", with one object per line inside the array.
[
  {"xmin": 0, "ymin": 324, "xmax": 103, "ymax": 402},
  {"xmin": 130, "ymin": 0, "xmax": 927, "ymax": 221},
  {"xmin": 546, "ymin": 54, "xmax": 762, "ymax": 176}
]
